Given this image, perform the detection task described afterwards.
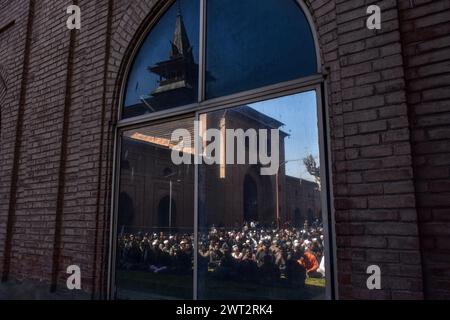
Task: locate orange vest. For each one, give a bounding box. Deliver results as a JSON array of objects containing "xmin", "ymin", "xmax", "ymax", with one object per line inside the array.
[{"xmin": 298, "ymin": 251, "xmax": 319, "ymax": 273}]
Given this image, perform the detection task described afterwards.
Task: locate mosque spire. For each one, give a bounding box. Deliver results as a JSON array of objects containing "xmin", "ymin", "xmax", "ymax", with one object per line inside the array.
[{"xmin": 170, "ymin": 1, "xmax": 192, "ymax": 58}]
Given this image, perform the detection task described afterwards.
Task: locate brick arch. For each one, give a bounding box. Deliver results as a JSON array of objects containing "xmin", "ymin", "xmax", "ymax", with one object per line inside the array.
[
  {"xmin": 297, "ymin": 0, "xmax": 326, "ymax": 72},
  {"xmin": 109, "ymin": 0, "xmax": 173, "ymax": 118}
]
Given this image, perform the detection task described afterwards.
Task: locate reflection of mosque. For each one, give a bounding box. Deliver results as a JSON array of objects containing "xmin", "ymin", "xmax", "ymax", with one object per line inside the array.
[
  {"xmin": 123, "ymin": 9, "xmax": 198, "ymax": 118},
  {"xmin": 118, "ymin": 11, "xmax": 321, "ymax": 230}
]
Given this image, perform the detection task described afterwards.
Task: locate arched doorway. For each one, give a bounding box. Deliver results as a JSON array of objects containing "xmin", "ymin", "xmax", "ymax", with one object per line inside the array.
[
  {"xmin": 158, "ymin": 195, "xmax": 176, "ymax": 229},
  {"xmin": 118, "ymin": 192, "xmax": 135, "ymax": 229},
  {"xmin": 307, "ymin": 208, "xmax": 314, "ymax": 225},
  {"xmin": 294, "ymin": 208, "xmax": 302, "ymax": 227},
  {"xmin": 243, "ymin": 175, "xmax": 258, "ymax": 222}
]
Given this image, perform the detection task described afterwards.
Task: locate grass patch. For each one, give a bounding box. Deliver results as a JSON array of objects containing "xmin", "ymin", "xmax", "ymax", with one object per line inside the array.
[
  {"xmin": 117, "ymin": 270, "xmax": 326, "ymax": 300},
  {"xmin": 305, "ymin": 277, "xmax": 326, "ymax": 288}
]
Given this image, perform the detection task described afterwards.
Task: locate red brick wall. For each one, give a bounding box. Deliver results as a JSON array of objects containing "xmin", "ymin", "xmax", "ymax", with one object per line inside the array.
[
  {"xmin": 398, "ymin": 0, "xmax": 450, "ymax": 299},
  {"xmin": 0, "ymin": 0, "xmax": 115, "ymax": 298},
  {"xmin": 309, "ymin": 0, "xmax": 423, "ymax": 299},
  {"xmin": 0, "ymin": 0, "xmax": 448, "ymax": 299},
  {"xmin": 0, "ymin": 0, "xmax": 35, "ymax": 283}
]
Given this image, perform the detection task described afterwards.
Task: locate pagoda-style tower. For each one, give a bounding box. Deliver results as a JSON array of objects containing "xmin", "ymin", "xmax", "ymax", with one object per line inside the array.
[{"xmin": 146, "ymin": 8, "xmax": 198, "ymax": 111}]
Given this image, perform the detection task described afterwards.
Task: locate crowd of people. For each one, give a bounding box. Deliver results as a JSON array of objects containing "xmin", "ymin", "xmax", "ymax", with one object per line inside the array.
[{"xmin": 117, "ymin": 221, "xmax": 325, "ymax": 287}]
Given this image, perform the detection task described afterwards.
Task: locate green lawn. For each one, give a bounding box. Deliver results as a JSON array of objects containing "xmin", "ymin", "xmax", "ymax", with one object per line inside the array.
[
  {"xmin": 305, "ymin": 277, "xmax": 326, "ymax": 288},
  {"xmin": 117, "ymin": 270, "xmax": 326, "ymax": 300}
]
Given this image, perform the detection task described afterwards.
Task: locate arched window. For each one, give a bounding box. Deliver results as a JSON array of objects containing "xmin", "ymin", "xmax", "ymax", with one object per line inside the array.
[
  {"xmin": 121, "ymin": 0, "xmax": 318, "ymax": 119},
  {"xmin": 114, "ymin": 0, "xmax": 331, "ymax": 301},
  {"xmin": 123, "ymin": 1, "xmax": 200, "ymax": 118},
  {"xmin": 205, "ymin": 0, "xmax": 317, "ymax": 98}
]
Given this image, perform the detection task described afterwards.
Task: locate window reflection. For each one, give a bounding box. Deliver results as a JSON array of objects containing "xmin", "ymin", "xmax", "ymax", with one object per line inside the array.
[
  {"xmin": 197, "ymin": 92, "xmax": 325, "ymax": 300},
  {"xmin": 116, "ymin": 118, "xmax": 195, "ymax": 299},
  {"xmin": 123, "ymin": 1, "xmax": 199, "ymax": 119},
  {"xmin": 116, "ymin": 0, "xmax": 327, "ymax": 299},
  {"xmin": 206, "ymin": 0, "xmax": 317, "ymax": 99},
  {"xmin": 116, "ymin": 92, "xmax": 326, "ymax": 300}
]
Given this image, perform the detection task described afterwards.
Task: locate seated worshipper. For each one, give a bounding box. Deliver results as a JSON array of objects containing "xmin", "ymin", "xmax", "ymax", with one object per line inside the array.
[
  {"xmin": 270, "ymin": 240, "xmax": 279, "ymax": 253},
  {"xmin": 298, "ymin": 247, "xmax": 320, "ymax": 278},
  {"xmin": 140, "ymin": 236, "xmax": 153, "ymax": 266},
  {"xmin": 172, "ymin": 242, "xmax": 191, "ymax": 275},
  {"xmin": 147, "ymin": 240, "xmax": 165, "ymax": 273},
  {"xmin": 238, "ymin": 248, "xmax": 258, "ymax": 282},
  {"xmin": 310, "ymin": 237, "xmax": 323, "ymax": 257},
  {"xmin": 198, "ymin": 243, "xmax": 210, "ymax": 276},
  {"xmin": 213, "ymin": 243, "xmax": 236, "ymax": 280},
  {"xmin": 274, "ymin": 245, "xmax": 287, "ymax": 278},
  {"xmin": 153, "ymin": 241, "xmax": 172, "ymax": 272},
  {"xmin": 124, "ymin": 234, "xmax": 141, "ymax": 268},
  {"xmin": 285, "ymin": 250, "xmax": 306, "ymax": 287},
  {"xmin": 231, "ymin": 245, "xmax": 243, "ymax": 260},
  {"xmin": 258, "ymin": 254, "xmax": 280, "ymax": 285},
  {"xmin": 256, "ymin": 239, "xmax": 273, "ymax": 268},
  {"xmin": 209, "ymin": 242, "xmax": 224, "ymax": 269}
]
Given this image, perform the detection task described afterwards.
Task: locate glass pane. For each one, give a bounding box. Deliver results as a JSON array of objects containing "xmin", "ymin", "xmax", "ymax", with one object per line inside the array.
[
  {"xmin": 205, "ymin": 0, "xmax": 317, "ymax": 99},
  {"xmin": 115, "ymin": 117, "xmax": 195, "ymax": 299},
  {"xmin": 122, "ymin": 0, "xmax": 200, "ymax": 119},
  {"xmin": 197, "ymin": 91, "xmax": 326, "ymax": 300}
]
